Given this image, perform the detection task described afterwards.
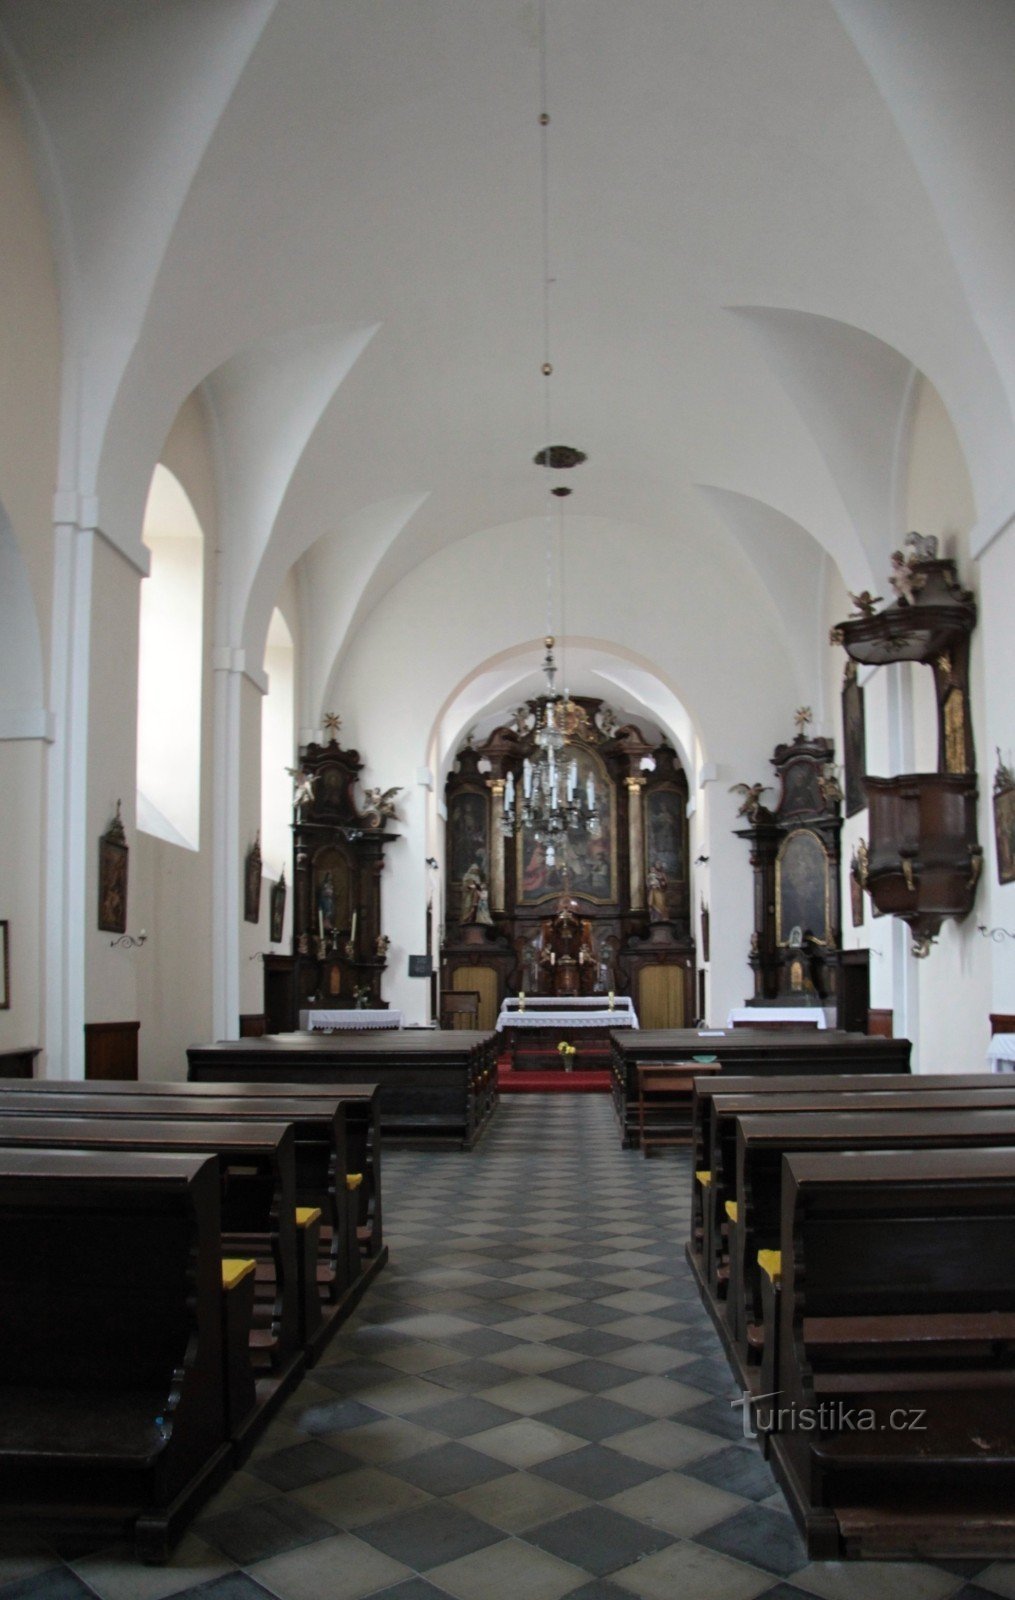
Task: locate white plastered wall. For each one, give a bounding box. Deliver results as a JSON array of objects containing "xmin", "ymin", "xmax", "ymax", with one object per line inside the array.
[
  {"xmin": 133, "ymin": 394, "xmax": 218, "ymax": 1077},
  {"xmin": 328, "ymin": 516, "xmax": 799, "ymax": 1026},
  {"xmin": 0, "ymin": 76, "xmax": 60, "ymax": 1058}
]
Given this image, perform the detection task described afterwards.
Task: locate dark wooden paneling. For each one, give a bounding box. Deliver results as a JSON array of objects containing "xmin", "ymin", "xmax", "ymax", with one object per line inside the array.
[{"xmin": 84, "ymin": 1020, "xmax": 140, "ymax": 1080}]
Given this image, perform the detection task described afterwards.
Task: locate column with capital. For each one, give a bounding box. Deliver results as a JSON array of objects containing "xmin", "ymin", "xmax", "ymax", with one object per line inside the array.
[
  {"xmin": 488, "ymin": 779, "xmax": 506, "ymax": 913},
  {"xmin": 626, "ymin": 777, "xmax": 646, "ymax": 910}
]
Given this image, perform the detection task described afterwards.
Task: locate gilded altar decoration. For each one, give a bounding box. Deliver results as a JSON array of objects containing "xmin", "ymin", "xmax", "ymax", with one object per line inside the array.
[
  {"xmin": 937, "ymin": 654, "xmax": 968, "ymax": 774},
  {"xmin": 362, "ymin": 785, "xmax": 402, "ymax": 829},
  {"xmin": 729, "ymin": 781, "xmax": 772, "ymax": 822},
  {"xmin": 98, "ymin": 801, "xmax": 129, "ymax": 935}
]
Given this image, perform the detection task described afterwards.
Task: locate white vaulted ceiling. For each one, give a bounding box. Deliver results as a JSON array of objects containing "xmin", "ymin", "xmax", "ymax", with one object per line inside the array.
[{"xmin": 1, "ymin": 0, "xmax": 1012, "ymax": 715}]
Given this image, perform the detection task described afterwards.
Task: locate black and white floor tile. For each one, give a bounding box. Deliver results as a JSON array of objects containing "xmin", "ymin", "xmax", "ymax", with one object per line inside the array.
[{"xmin": 4, "ymin": 1097, "xmax": 1014, "ymax": 1600}]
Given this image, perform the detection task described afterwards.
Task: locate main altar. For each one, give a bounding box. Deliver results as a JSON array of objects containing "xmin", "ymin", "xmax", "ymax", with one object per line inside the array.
[{"xmin": 440, "ymin": 695, "xmax": 696, "ymax": 1036}]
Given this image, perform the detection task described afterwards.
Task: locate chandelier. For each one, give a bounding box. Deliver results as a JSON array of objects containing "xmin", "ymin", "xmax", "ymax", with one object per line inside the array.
[
  {"xmin": 498, "ymin": 636, "xmax": 600, "ymax": 864},
  {"xmin": 495, "ymin": 0, "xmax": 599, "ymax": 869}
]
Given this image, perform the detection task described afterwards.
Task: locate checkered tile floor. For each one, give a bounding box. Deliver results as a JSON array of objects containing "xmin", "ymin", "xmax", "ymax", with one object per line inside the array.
[{"xmin": 5, "ymin": 1098, "xmax": 1014, "ymax": 1600}]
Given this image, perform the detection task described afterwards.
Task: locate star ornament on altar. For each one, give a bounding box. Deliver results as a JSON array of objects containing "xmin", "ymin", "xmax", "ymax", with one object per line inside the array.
[
  {"xmin": 794, "ymin": 706, "xmax": 812, "ymax": 735},
  {"xmin": 322, "ymin": 711, "xmax": 342, "ymax": 742}
]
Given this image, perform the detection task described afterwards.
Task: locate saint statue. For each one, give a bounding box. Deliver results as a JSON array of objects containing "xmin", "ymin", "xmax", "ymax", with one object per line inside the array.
[
  {"xmin": 460, "ymin": 861, "xmax": 493, "ymax": 925},
  {"xmin": 647, "ymin": 861, "xmax": 670, "ymax": 922}
]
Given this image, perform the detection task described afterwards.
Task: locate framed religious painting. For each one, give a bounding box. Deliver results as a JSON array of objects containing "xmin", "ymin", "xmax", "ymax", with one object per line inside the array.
[
  {"xmin": 994, "ymin": 753, "xmax": 1015, "ymax": 885},
  {"xmin": 518, "ymin": 744, "xmax": 616, "ymax": 904},
  {"xmin": 244, "ymin": 833, "xmax": 262, "ymax": 924},
  {"xmin": 270, "ymin": 871, "xmax": 287, "ymax": 943},
  {"xmin": 644, "ymin": 784, "xmax": 686, "ymax": 921},
  {"xmin": 842, "ymin": 661, "xmax": 867, "ymax": 817},
  {"xmin": 98, "ymin": 802, "xmax": 128, "ymax": 934},
  {"xmin": 775, "ymin": 828, "xmax": 832, "ymax": 947}
]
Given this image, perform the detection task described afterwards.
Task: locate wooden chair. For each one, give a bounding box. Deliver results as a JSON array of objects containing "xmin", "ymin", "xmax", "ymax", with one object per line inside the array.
[{"xmin": 440, "ymin": 990, "xmax": 480, "ymax": 1030}]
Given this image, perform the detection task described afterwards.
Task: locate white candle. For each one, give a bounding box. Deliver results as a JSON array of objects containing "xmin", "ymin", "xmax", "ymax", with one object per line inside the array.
[
  {"xmin": 350, "ymin": 910, "xmax": 357, "ymax": 943},
  {"xmin": 523, "ymin": 758, "xmax": 532, "ymax": 798},
  {"xmin": 586, "ymin": 774, "xmax": 595, "ymax": 808},
  {"xmin": 505, "ymin": 772, "xmax": 514, "ymax": 808},
  {"xmin": 568, "ymin": 759, "xmax": 577, "ymax": 799},
  {"xmin": 318, "ymin": 910, "xmax": 324, "ymax": 938}
]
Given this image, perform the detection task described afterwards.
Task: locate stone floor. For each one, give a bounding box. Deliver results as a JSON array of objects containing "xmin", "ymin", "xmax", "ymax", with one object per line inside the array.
[{"xmin": 4, "ymin": 1097, "xmax": 1015, "ymax": 1600}]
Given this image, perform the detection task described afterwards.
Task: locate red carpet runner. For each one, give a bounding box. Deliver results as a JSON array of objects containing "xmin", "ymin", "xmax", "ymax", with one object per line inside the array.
[{"xmin": 496, "ymin": 1056, "xmax": 611, "ymax": 1094}]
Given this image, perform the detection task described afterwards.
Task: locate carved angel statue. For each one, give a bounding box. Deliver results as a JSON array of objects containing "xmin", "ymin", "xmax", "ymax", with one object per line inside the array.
[
  {"xmin": 362, "ymin": 785, "xmax": 402, "ymax": 829},
  {"xmin": 817, "ymin": 764, "xmax": 844, "ymax": 807},
  {"xmin": 848, "ymin": 590, "xmax": 883, "ymax": 618},
  {"xmin": 597, "ymin": 703, "xmax": 620, "ymax": 738},
  {"xmin": 888, "ymin": 549, "xmax": 927, "ymax": 607},
  {"xmin": 904, "ymin": 530, "xmax": 938, "ymax": 563},
  {"xmin": 286, "ymin": 766, "xmax": 317, "ymax": 812},
  {"xmin": 729, "ymin": 782, "xmax": 773, "ymax": 821},
  {"xmin": 511, "ymin": 705, "xmax": 533, "ymax": 736}
]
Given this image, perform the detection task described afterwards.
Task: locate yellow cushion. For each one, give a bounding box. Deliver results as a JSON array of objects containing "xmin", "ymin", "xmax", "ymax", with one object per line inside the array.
[
  {"xmin": 695, "ymin": 1170, "xmax": 712, "ymax": 1187},
  {"xmin": 295, "ymin": 1207, "xmax": 322, "ymax": 1228},
  {"xmin": 221, "ymin": 1257, "xmax": 256, "ymax": 1292},
  {"xmin": 757, "ymin": 1249, "xmax": 782, "ymax": 1285},
  {"xmin": 725, "ymin": 1200, "xmax": 738, "ymax": 1223},
  {"xmin": 346, "ymin": 1172, "xmax": 363, "ymax": 1191}
]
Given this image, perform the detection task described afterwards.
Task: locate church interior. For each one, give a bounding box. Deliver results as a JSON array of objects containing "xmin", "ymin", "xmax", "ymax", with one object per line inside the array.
[{"xmin": 2, "ymin": 0, "xmax": 1015, "ymax": 1592}]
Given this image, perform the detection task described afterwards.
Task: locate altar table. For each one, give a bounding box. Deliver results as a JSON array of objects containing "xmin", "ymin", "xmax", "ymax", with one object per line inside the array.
[{"xmin": 299, "ymin": 1009, "xmax": 403, "ymax": 1032}]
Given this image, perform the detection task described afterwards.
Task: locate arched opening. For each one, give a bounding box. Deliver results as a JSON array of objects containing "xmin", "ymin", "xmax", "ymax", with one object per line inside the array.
[
  {"xmin": 136, "ymin": 465, "xmax": 204, "ymax": 849},
  {"xmin": 261, "ymin": 607, "xmax": 295, "ymax": 943}
]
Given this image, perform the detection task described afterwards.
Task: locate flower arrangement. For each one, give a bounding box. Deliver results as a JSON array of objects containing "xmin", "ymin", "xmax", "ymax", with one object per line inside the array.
[
  {"xmin": 352, "ymin": 984, "xmax": 372, "ymax": 1009},
  {"xmin": 557, "ymin": 1040, "xmax": 577, "ymax": 1072}
]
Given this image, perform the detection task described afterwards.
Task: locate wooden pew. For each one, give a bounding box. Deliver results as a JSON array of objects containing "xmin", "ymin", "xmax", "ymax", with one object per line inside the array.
[
  {"xmin": 186, "ymin": 1031, "xmax": 499, "ymax": 1149},
  {"xmin": 610, "ymin": 1028, "xmax": 912, "ymax": 1148},
  {"xmin": 0, "ymin": 1113, "xmax": 305, "ymax": 1436},
  {"xmin": 635, "ymin": 1061, "xmax": 722, "ymax": 1154},
  {"xmin": 689, "ymin": 1071, "xmax": 1006, "ymax": 1264},
  {"xmin": 727, "ymin": 1105, "xmax": 1015, "ymax": 1392},
  {"xmin": 0, "ymin": 1089, "xmax": 384, "ymax": 1363},
  {"xmin": 0, "ymin": 1148, "xmax": 236, "ymax": 1561},
  {"xmin": 769, "ymin": 1147, "xmax": 1015, "ymax": 1560},
  {"xmin": 0, "ymin": 1079, "xmax": 385, "ymax": 1295},
  {"xmin": 701, "ymin": 1083, "xmax": 1015, "ymax": 1306}
]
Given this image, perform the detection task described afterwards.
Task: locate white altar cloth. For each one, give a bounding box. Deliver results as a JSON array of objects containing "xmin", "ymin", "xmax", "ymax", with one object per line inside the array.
[
  {"xmin": 725, "ymin": 1006, "xmax": 830, "ymax": 1030},
  {"xmin": 496, "ymin": 995, "xmax": 638, "ymax": 1031},
  {"xmin": 300, "ymin": 1009, "xmax": 403, "ymax": 1031},
  {"xmin": 987, "ymin": 1033, "xmax": 1015, "ymax": 1072}
]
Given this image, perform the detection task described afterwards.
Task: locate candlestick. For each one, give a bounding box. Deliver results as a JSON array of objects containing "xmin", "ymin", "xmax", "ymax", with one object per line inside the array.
[{"xmin": 350, "ymin": 910, "xmax": 357, "ymax": 944}]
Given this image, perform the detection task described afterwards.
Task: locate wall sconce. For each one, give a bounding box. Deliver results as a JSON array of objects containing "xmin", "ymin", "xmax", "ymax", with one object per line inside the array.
[
  {"xmin": 426, "ymin": 857, "xmax": 438, "ymax": 870},
  {"xmin": 110, "ymin": 931, "xmax": 147, "ymax": 949},
  {"xmin": 978, "ymin": 923, "xmax": 1015, "ymax": 944},
  {"xmin": 694, "ymin": 854, "xmax": 710, "ymax": 865}
]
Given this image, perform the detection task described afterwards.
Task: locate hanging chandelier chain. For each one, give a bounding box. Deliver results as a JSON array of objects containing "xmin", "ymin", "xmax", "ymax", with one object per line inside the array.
[
  {"xmin": 496, "ymin": 0, "xmax": 599, "ymax": 862},
  {"xmin": 539, "ymin": 0, "xmax": 556, "ymax": 646}
]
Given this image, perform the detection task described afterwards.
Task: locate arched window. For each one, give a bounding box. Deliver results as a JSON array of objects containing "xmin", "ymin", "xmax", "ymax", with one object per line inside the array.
[
  {"xmin": 261, "ymin": 608, "xmax": 295, "ymax": 918},
  {"xmin": 136, "ymin": 465, "xmax": 204, "ymax": 849}
]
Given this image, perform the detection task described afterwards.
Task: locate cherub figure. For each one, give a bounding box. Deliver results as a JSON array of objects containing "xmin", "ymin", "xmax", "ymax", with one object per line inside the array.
[
  {"xmin": 729, "ymin": 782, "xmax": 773, "ymax": 821},
  {"xmin": 286, "ymin": 766, "xmax": 317, "ymax": 813},
  {"xmin": 362, "ymin": 785, "xmax": 402, "ymax": 828},
  {"xmin": 888, "ymin": 550, "xmax": 927, "ymax": 607},
  {"xmin": 848, "ymin": 590, "xmax": 883, "ymax": 618}
]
